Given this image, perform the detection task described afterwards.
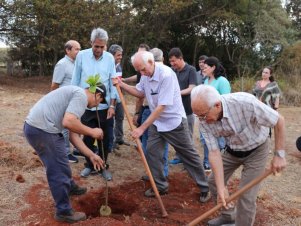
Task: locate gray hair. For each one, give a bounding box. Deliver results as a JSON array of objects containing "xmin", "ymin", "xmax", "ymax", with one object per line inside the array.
[
  {"xmin": 108, "ymin": 44, "xmax": 123, "ymax": 55},
  {"xmin": 150, "ymin": 48, "xmax": 163, "ymax": 62},
  {"xmin": 131, "ymin": 51, "xmax": 154, "ymax": 65},
  {"xmin": 191, "ymin": 85, "xmax": 221, "ymax": 107},
  {"xmin": 90, "ymin": 28, "xmax": 108, "ymax": 42}
]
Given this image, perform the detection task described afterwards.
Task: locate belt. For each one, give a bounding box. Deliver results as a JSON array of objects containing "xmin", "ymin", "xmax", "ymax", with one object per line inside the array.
[
  {"xmin": 142, "ymin": 105, "xmax": 149, "ymax": 109},
  {"xmin": 225, "ymin": 146, "xmax": 256, "ymax": 158}
]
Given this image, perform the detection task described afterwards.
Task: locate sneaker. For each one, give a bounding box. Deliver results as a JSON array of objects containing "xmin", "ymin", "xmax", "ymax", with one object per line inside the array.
[
  {"xmin": 55, "ymin": 210, "xmax": 86, "ymax": 223},
  {"xmin": 101, "ymin": 170, "xmax": 112, "ymax": 181},
  {"xmin": 68, "ymin": 154, "xmax": 79, "ymax": 163},
  {"xmin": 73, "ymin": 149, "xmax": 85, "ymax": 159},
  {"xmin": 144, "ymin": 188, "xmax": 168, "ymax": 197},
  {"xmin": 169, "ymin": 158, "xmax": 182, "ymax": 165},
  {"xmin": 70, "ymin": 183, "xmax": 87, "ymax": 196},
  {"xmin": 200, "ymin": 191, "xmax": 211, "ymax": 203},
  {"xmin": 80, "ymin": 167, "xmax": 97, "ymax": 178},
  {"xmin": 204, "ymin": 165, "xmax": 212, "ymax": 172},
  {"xmin": 207, "ymin": 214, "xmax": 235, "ymax": 226}
]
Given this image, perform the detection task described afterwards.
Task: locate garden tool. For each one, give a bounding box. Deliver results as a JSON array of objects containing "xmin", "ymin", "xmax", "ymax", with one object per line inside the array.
[
  {"xmin": 94, "ymin": 109, "xmax": 112, "ymax": 217},
  {"xmin": 115, "ymin": 83, "xmax": 168, "ymax": 217},
  {"xmin": 187, "ymin": 168, "xmax": 273, "ymax": 226}
]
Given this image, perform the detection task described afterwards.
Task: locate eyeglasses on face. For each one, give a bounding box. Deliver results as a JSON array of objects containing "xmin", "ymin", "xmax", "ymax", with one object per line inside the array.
[{"xmin": 195, "ymin": 106, "xmax": 212, "ymax": 121}]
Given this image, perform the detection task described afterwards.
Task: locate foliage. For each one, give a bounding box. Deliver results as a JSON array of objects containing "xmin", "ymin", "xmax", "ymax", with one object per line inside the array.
[
  {"xmin": 85, "ymin": 74, "xmax": 102, "ymax": 94},
  {"xmin": 0, "ymin": 0, "xmax": 299, "ymax": 80}
]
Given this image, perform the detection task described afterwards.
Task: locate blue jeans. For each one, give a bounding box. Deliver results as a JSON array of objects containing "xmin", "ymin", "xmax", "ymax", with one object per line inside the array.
[
  {"xmin": 141, "ymin": 107, "xmax": 169, "ymax": 177},
  {"xmin": 200, "ymin": 132, "xmax": 225, "ymax": 168},
  {"xmin": 62, "ymin": 128, "xmax": 71, "ymax": 155},
  {"xmin": 23, "ymin": 122, "xmax": 73, "ymax": 215}
]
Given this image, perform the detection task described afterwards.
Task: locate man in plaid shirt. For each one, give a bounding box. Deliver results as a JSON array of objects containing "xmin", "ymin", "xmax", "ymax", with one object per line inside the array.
[{"xmin": 191, "ymin": 85, "xmax": 286, "ymax": 226}]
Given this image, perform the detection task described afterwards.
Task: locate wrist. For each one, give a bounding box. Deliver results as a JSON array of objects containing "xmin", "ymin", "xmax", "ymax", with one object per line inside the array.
[
  {"xmin": 109, "ymin": 105, "xmax": 115, "ymax": 110},
  {"xmin": 274, "ymin": 150, "xmax": 285, "ymax": 158}
]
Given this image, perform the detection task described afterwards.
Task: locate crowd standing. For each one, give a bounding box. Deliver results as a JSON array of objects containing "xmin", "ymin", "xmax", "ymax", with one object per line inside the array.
[{"xmin": 23, "ymin": 27, "xmax": 287, "ymax": 225}]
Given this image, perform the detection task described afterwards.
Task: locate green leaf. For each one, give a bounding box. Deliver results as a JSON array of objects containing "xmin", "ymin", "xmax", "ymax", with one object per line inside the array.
[{"xmin": 85, "ymin": 74, "xmax": 102, "ymax": 93}]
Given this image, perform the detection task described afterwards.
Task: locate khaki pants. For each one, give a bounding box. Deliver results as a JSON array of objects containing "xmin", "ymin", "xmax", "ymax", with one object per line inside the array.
[{"xmin": 208, "ymin": 139, "xmax": 269, "ymax": 226}]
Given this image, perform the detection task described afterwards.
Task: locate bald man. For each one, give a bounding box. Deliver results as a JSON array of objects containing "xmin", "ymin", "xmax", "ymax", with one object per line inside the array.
[{"xmin": 51, "ymin": 40, "xmax": 81, "ymax": 163}]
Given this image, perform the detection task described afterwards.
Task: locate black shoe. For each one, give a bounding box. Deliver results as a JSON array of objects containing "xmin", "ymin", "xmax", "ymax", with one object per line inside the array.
[
  {"xmin": 68, "ymin": 154, "xmax": 79, "ymax": 163},
  {"xmin": 73, "ymin": 149, "xmax": 85, "ymax": 158},
  {"xmin": 55, "ymin": 210, "xmax": 86, "ymax": 223},
  {"xmin": 204, "ymin": 165, "xmax": 212, "ymax": 172},
  {"xmin": 200, "ymin": 191, "xmax": 211, "ymax": 203},
  {"xmin": 70, "ymin": 183, "xmax": 87, "ymax": 196},
  {"xmin": 117, "ymin": 140, "xmax": 130, "ymax": 146},
  {"xmin": 144, "ymin": 188, "xmax": 168, "ymax": 197}
]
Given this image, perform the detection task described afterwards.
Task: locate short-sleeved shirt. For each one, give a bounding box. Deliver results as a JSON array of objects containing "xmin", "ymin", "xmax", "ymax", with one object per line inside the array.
[
  {"xmin": 71, "ymin": 49, "xmax": 117, "ymax": 110},
  {"xmin": 52, "ymin": 55, "xmax": 74, "ymax": 87},
  {"xmin": 204, "ymin": 76, "xmax": 231, "ymax": 95},
  {"xmin": 174, "ymin": 63, "xmax": 197, "ymax": 115},
  {"xmin": 196, "ymin": 70, "xmax": 206, "ymax": 85},
  {"xmin": 25, "ymin": 86, "xmax": 87, "ymax": 134},
  {"xmin": 199, "ymin": 92, "xmax": 279, "ymax": 152},
  {"xmin": 136, "ymin": 63, "xmax": 186, "ymax": 132}
]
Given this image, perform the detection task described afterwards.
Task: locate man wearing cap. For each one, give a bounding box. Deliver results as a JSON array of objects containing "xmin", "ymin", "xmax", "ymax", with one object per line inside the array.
[
  {"xmin": 50, "ymin": 40, "xmax": 81, "ymax": 163},
  {"xmin": 71, "ymin": 27, "xmax": 117, "ymax": 180},
  {"xmin": 24, "ymin": 82, "xmax": 106, "ymax": 223}
]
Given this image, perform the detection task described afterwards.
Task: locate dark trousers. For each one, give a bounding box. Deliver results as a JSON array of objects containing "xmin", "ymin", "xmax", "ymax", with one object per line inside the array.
[
  {"xmin": 81, "ymin": 109, "xmax": 113, "ymax": 169},
  {"xmin": 147, "ymin": 118, "xmax": 208, "ymax": 192},
  {"xmin": 23, "ymin": 122, "xmax": 73, "ymax": 215},
  {"xmin": 114, "ymin": 102, "xmax": 125, "ymax": 143}
]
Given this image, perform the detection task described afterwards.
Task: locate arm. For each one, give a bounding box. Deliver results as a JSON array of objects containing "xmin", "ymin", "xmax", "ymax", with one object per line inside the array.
[
  {"xmin": 69, "ymin": 131, "xmax": 104, "ymax": 170},
  {"xmin": 50, "ymin": 83, "xmax": 60, "ymax": 91},
  {"xmin": 209, "ymin": 149, "xmax": 228, "ymax": 207},
  {"xmin": 118, "ymin": 80, "xmax": 145, "ymax": 98},
  {"xmin": 271, "ymin": 114, "xmax": 286, "ymax": 173},
  {"xmin": 62, "ymin": 112, "xmax": 103, "ymax": 140},
  {"xmin": 122, "ymin": 75, "xmax": 137, "ymax": 83},
  {"xmin": 181, "ymin": 84, "xmax": 195, "ymax": 95},
  {"xmin": 71, "ymin": 53, "xmax": 81, "ymax": 86},
  {"xmin": 131, "ymin": 105, "xmax": 165, "ymax": 139}
]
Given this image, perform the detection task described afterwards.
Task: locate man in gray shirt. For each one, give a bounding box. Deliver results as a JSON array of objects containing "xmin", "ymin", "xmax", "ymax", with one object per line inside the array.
[
  {"xmin": 191, "ymin": 85, "xmax": 286, "ymax": 226},
  {"xmin": 51, "ymin": 40, "xmax": 81, "ymax": 163},
  {"xmin": 116, "ymin": 51, "xmax": 210, "ymax": 203},
  {"xmin": 24, "ymin": 83, "xmax": 106, "ymax": 223}
]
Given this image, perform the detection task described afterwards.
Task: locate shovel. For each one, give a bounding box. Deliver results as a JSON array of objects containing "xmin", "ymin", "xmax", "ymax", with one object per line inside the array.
[
  {"xmin": 115, "ymin": 83, "xmax": 168, "ymax": 217},
  {"xmin": 187, "ymin": 168, "xmax": 273, "ymax": 226},
  {"xmin": 94, "ymin": 110, "xmax": 112, "ymax": 217}
]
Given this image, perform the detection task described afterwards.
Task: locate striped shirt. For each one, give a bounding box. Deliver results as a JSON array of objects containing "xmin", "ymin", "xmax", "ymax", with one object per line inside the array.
[
  {"xmin": 136, "ymin": 63, "xmax": 186, "ymax": 132},
  {"xmin": 200, "ymin": 92, "xmax": 279, "ymax": 152}
]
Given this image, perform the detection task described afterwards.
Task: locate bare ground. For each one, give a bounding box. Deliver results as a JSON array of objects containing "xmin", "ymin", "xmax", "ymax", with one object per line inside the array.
[{"xmin": 0, "ymin": 76, "xmax": 300, "ymax": 226}]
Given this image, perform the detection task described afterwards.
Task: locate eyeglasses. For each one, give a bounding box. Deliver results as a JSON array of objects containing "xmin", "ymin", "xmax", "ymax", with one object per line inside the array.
[{"xmin": 196, "ymin": 106, "xmax": 212, "ymax": 121}]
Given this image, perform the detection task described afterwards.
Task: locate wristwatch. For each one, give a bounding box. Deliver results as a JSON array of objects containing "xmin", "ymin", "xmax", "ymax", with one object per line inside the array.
[{"xmin": 274, "ymin": 150, "xmax": 285, "ymax": 158}]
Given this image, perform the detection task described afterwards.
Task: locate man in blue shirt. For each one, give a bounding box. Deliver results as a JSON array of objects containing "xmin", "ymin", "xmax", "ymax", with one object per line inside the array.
[
  {"xmin": 51, "ymin": 40, "xmax": 81, "ymax": 163},
  {"xmin": 71, "ymin": 28, "xmax": 117, "ymax": 180}
]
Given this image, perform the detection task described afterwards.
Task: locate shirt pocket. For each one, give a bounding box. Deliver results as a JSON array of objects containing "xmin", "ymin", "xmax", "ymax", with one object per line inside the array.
[{"xmin": 229, "ymin": 126, "xmax": 250, "ymax": 145}]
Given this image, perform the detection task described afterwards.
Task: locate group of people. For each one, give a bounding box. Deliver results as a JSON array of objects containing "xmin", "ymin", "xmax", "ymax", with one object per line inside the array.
[{"xmin": 24, "ymin": 26, "xmax": 287, "ymax": 226}]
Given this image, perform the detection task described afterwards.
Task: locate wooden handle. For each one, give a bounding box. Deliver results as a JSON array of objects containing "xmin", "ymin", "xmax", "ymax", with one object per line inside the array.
[
  {"xmin": 115, "ymin": 83, "xmax": 168, "ymax": 217},
  {"xmin": 187, "ymin": 169, "xmax": 273, "ymax": 226}
]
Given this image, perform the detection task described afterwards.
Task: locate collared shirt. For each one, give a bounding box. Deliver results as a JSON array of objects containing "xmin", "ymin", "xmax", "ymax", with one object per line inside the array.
[
  {"xmin": 52, "ymin": 55, "xmax": 74, "ymax": 87},
  {"xmin": 174, "ymin": 63, "xmax": 197, "ymax": 115},
  {"xmin": 71, "ymin": 49, "xmax": 117, "ymax": 110},
  {"xmin": 200, "ymin": 92, "xmax": 279, "ymax": 152},
  {"xmin": 136, "ymin": 63, "xmax": 186, "ymax": 132}
]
